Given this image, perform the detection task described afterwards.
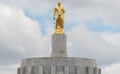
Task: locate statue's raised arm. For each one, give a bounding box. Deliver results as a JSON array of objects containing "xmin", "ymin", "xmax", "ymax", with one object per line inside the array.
[{"xmin": 54, "ymin": 2, "xmax": 65, "ymax": 34}]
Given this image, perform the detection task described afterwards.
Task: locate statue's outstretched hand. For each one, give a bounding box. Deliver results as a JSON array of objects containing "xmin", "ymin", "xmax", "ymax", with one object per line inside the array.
[{"xmin": 53, "ymin": 17, "xmax": 55, "ymax": 20}]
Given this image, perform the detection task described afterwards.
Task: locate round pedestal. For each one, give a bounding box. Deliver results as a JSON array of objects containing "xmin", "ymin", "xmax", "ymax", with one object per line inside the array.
[{"xmin": 17, "ymin": 57, "xmax": 101, "ymax": 74}]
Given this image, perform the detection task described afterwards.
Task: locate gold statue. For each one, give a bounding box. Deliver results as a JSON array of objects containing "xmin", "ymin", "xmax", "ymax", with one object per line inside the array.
[{"xmin": 54, "ymin": 2, "xmax": 65, "ymax": 34}]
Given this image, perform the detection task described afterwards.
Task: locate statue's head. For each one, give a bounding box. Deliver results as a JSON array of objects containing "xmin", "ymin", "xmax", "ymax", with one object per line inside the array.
[{"xmin": 58, "ymin": 1, "xmax": 61, "ymax": 6}]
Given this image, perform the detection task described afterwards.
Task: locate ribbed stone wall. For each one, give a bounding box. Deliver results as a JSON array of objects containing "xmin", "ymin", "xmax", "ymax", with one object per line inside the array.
[{"xmin": 18, "ymin": 57, "xmax": 101, "ymax": 74}]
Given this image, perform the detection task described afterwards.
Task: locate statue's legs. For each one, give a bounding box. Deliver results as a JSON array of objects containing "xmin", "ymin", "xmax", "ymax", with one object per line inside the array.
[
  {"xmin": 55, "ymin": 15, "xmax": 64, "ymax": 34},
  {"xmin": 56, "ymin": 15, "xmax": 63, "ymax": 29}
]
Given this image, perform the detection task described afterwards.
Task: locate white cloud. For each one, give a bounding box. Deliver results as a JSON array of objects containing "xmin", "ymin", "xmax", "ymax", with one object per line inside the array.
[
  {"xmin": 102, "ymin": 63, "xmax": 120, "ymax": 74},
  {"xmin": 0, "ymin": 4, "xmax": 52, "ymax": 74},
  {"xmin": 67, "ymin": 24, "xmax": 120, "ymax": 66},
  {"xmin": 0, "ymin": 64, "xmax": 19, "ymax": 74},
  {"xmin": 0, "ymin": 4, "xmax": 51, "ymax": 65}
]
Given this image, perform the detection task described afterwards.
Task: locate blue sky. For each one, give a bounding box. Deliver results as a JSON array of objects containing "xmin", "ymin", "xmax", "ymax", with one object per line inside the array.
[{"xmin": 0, "ymin": 0, "xmax": 120, "ymax": 74}]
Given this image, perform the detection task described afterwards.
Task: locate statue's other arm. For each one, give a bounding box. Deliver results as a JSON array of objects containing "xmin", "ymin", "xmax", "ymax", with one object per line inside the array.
[
  {"xmin": 62, "ymin": 7, "xmax": 65, "ymax": 13},
  {"xmin": 61, "ymin": 6, "xmax": 65, "ymax": 13}
]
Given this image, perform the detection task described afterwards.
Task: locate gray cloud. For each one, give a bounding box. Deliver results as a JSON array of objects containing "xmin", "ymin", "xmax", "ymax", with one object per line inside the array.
[
  {"xmin": 65, "ymin": 0, "xmax": 120, "ymax": 26},
  {"xmin": 102, "ymin": 63, "xmax": 120, "ymax": 74},
  {"xmin": 101, "ymin": 32, "xmax": 120, "ymax": 47},
  {"xmin": 0, "ymin": 0, "xmax": 120, "ymax": 26},
  {"xmin": 0, "ymin": 64, "xmax": 18, "ymax": 74}
]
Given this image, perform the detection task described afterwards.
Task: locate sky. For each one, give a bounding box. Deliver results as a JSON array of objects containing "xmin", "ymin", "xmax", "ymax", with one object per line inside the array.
[{"xmin": 0, "ymin": 0, "xmax": 120, "ymax": 74}]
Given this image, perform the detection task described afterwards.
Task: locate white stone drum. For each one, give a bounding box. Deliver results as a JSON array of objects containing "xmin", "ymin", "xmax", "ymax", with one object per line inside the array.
[{"xmin": 18, "ymin": 57, "xmax": 101, "ymax": 74}]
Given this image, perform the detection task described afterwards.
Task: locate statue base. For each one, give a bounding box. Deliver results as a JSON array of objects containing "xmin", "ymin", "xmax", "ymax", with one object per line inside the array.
[
  {"xmin": 51, "ymin": 34, "xmax": 67, "ymax": 57},
  {"xmin": 54, "ymin": 28, "xmax": 64, "ymax": 34}
]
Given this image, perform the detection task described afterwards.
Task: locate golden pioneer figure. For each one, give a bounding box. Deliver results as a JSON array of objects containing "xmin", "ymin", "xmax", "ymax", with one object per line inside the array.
[{"xmin": 54, "ymin": 2, "xmax": 65, "ymax": 34}]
